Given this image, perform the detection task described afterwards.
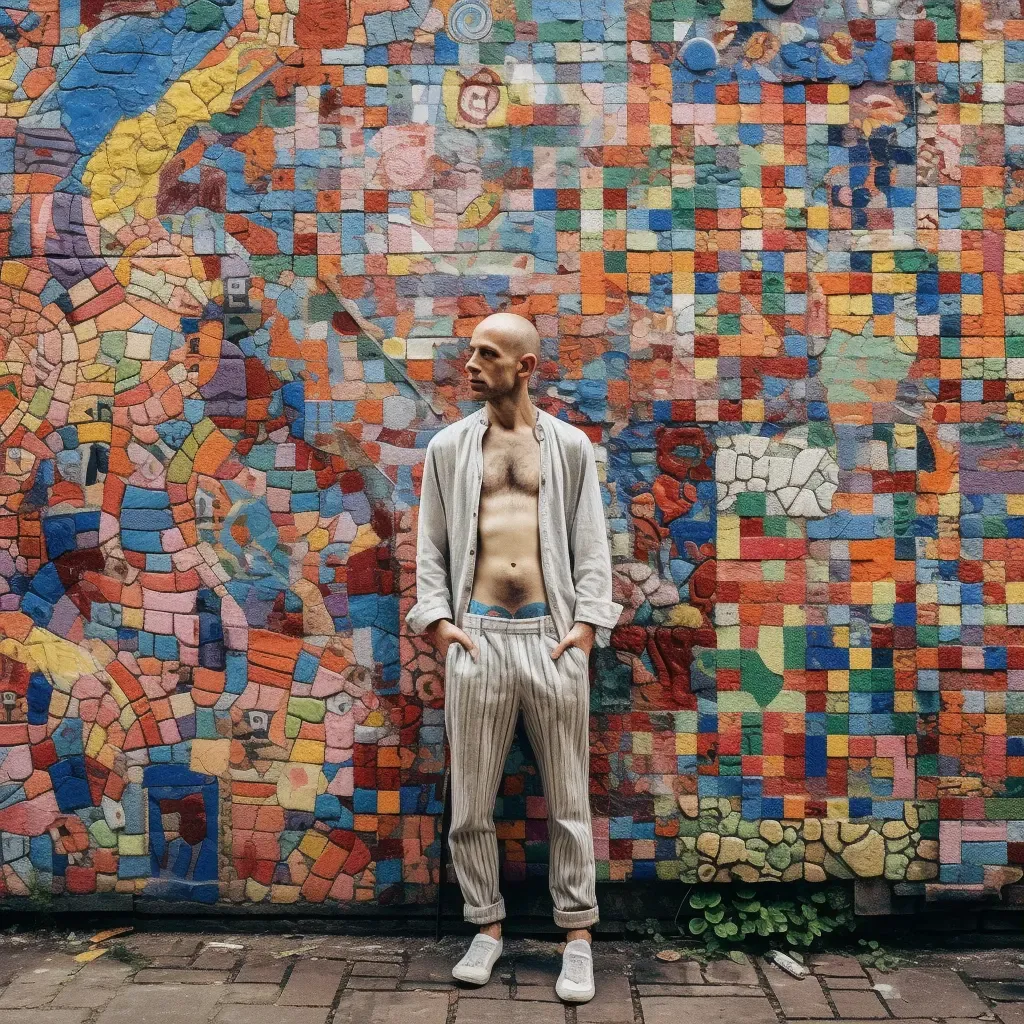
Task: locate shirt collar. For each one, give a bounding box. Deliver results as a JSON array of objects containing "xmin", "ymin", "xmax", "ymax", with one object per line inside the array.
[{"xmin": 478, "ymin": 406, "xmax": 545, "ymax": 441}]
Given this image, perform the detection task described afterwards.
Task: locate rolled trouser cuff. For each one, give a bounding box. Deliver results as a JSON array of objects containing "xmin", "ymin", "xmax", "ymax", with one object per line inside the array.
[
  {"xmin": 464, "ymin": 896, "xmax": 506, "ymax": 924},
  {"xmin": 553, "ymin": 906, "xmax": 599, "ymax": 929}
]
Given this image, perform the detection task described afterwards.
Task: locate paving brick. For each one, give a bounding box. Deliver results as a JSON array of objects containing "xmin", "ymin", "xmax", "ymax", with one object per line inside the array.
[
  {"xmin": 640, "ymin": 995, "xmax": 778, "ymax": 1024},
  {"xmin": 802, "ymin": 1020, "xmax": 980, "ymax": 1024},
  {"xmin": 334, "ymin": 989, "xmax": 450, "ymax": 1024},
  {"xmin": 347, "ymin": 976, "xmax": 400, "ymax": 990},
  {"xmin": 235, "ymin": 962, "xmax": 288, "ymax": 986},
  {"xmin": 220, "ymin": 984, "xmax": 282, "ymax": 1004},
  {"xmin": 8, "ymin": 1011, "xmax": 91, "ymax": 1024},
  {"xmin": 454, "ymin": 975, "xmax": 512, "ymax": 999},
  {"xmin": 824, "ymin": 978, "xmax": 872, "ymax": 990},
  {"xmin": 308, "ymin": 939, "xmax": 404, "ymax": 962},
  {"xmin": 828, "ymin": 989, "xmax": 887, "ymax": 1018},
  {"xmin": 576, "ymin": 973, "xmax": 635, "ymax": 1022},
  {"xmin": 454, "ymin": 999, "xmax": 566, "ymax": 1024},
  {"xmin": 762, "ymin": 965, "xmax": 833, "ymax": 1019},
  {"xmin": 514, "ymin": 955, "xmax": 562, "ymax": 985},
  {"xmin": 632, "ymin": 960, "xmax": 704, "ymax": 985},
  {"xmin": 810, "ymin": 957, "xmax": 867, "ymax": 978},
  {"xmin": 869, "ymin": 968, "xmax": 987, "ymax": 1019},
  {"xmin": 51, "ymin": 963, "xmax": 133, "ymax": 1008},
  {"xmin": 513, "ymin": 984, "xmax": 561, "ymax": 1001},
  {"xmin": 0, "ymin": 965, "xmax": 78, "ymax": 1008},
  {"xmin": 277, "ymin": 960, "xmax": 346, "ymax": 1006},
  {"xmin": 133, "ymin": 969, "xmax": 230, "ymax": 985},
  {"xmin": 0, "ymin": 947, "xmax": 61, "ymax": 987},
  {"xmin": 96, "ymin": 983, "xmax": 223, "ymax": 1024},
  {"xmin": 636, "ymin": 985, "xmax": 763, "ymax": 998},
  {"xmin": 978, "ymin": 982, "xmax": 1024, "ymax": 1002},
  {"xmin": 997, "ymin": 1003, "xmax": 1024, "ymax": 1024},
  {"xmin": 406, "ymin": 950, "xmax": 457, "ymax": 983},
  {"xmin": 705, "ymin": 958, "xmax": 759, "ymax": 987},
  {"xmin": 351, "ymin": 962, "xmax": 404, "ymax": 977},
  {"xmin": 216, "ymin": 1008, "xmax": 329, "ymax": 1024},
  {"xmin": 193, "ymin": 951, "xmax": 243, "ymax": 971},
  {"xmin": 964, "ymin": 960, "xmax": 1024, "ymax": 981}
]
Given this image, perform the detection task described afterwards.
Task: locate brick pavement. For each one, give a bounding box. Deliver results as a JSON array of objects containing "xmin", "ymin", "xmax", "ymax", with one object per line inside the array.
[{"xmin": 2, "ymin": 930, "xmax": 1024, "ymax": 1024}]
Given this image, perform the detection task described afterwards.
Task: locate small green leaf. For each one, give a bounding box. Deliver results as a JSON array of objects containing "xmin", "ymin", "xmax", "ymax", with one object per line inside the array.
[{"xmin": 689, "ymin": 918, "xmax": 709, "ymax": 936}]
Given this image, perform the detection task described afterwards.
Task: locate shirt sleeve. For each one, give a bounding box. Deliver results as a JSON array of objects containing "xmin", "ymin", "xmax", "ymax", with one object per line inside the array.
[
  {"xmin": 404, "ymin": 440, "xmax": 454, "ymax": 635},
  {"xmin": 570, "ymin": 434, "xmax": 623, "ymax": 647}
]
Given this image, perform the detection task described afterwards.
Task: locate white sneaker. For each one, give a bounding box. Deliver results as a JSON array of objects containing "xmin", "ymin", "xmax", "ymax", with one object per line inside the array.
[
  {"xmin": 452, "ymin": 933, "xmax": 503, "ymax": 985},
  {"xmin": 555, "ymin": 938, "xmax": 595, "ymax": 1003}
]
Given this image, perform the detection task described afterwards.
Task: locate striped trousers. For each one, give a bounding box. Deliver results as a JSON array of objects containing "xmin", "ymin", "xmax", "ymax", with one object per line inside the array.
[{"xmin": 444, "ymin": 612, "xmax": 599, "ymax": 929}]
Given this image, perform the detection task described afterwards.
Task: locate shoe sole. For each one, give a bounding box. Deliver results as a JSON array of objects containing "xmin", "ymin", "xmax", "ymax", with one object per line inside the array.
[
  {"xmin": 556, "ymin": 984, "xmax": 596, "ymax": 1003},
  {"xmin": 452, "ymin": 950, "xmax": 502, "ymax": 985},
  {"xmin": 452, "ymin": 970, "xmax": 493, "ymax": 985}
]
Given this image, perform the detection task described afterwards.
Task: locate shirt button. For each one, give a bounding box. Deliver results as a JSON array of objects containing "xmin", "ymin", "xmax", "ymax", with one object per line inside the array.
[{"xmin": 469, "ymin": 548, "xmax": 475, "ymax": 555}]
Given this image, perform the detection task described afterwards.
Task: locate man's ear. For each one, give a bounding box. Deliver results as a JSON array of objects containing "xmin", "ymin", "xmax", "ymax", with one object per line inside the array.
[{"xmin": 518, "ymin": 352, "xmax": 538, "ymax": 377}]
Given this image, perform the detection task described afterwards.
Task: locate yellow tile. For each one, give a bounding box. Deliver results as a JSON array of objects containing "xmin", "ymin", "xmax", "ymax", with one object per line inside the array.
[
  {"xmin": 849, "ymin": 647, "xmax": 872, "ymax": 670},
  {"xmin": 827, "ymin": 735, "xmax": 848, "ymax": 757},
  {"xmin": 827, "ymin": 670, "xmax": 850, "ymax": 691},
  {"xmin": 676, "ymin": 733, "xmax": 697, "ymax": 755},
  {"xmin": 718, "ymin": 516, "xmax": 740, "ymax": 560},
  {"xmin": 894, "ymin": 692, "xmax": 916, "ymax": 713},
  {"xmin": 807, "ymin": 206, "xmax": 829, "ymax": 229}
]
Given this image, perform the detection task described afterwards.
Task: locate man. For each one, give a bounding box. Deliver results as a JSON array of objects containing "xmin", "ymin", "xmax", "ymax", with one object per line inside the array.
[{"xmin": 405, "ymin": 312, "xmax": 623, "ymax": 1004}]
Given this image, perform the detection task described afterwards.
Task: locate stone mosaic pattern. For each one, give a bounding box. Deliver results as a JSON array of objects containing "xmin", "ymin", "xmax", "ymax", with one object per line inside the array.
[{"xmin": 0, "ymin": 0, "xmax": 1023, "ymax": 909}]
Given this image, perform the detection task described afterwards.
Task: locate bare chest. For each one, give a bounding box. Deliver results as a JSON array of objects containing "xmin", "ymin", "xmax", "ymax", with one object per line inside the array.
[{"xmin": 480, "ymin": 433, "xmax": 540, "ymax": 498}]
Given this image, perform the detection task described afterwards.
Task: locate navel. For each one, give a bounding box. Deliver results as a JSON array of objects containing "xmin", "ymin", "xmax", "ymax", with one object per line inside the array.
[{"xmin": 510, "ymin": 562, "xmax": 516, "ymax": 567}]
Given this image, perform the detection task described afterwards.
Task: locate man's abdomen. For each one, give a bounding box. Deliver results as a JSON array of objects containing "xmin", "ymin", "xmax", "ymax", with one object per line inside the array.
[{"xmin": 471, "ymin": 499, "xmax": 549, "ymax": 614}]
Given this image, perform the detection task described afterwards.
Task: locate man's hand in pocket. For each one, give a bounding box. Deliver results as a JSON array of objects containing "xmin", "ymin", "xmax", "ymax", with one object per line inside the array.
[
  {"xmin": 427, "ymin": 619, "xmax": 478, "ymax": 661},
  {"xmin": 550, "ymin": 621, "xmax": 595, "ymax": 660}
]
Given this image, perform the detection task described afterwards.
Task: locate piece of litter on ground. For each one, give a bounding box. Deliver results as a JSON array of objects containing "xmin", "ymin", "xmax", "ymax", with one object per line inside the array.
[
  {"xmin": 206, "ymin": 942, "xmax": 244, "ymax": 949},
  {"xmin": 91, "ymin": 927, "xmax": 134, "ymax": 943},
  {"xmin": 74, "ymin": 949, "xmax": 108, "ymax": 964},
  {"xmin": 656, "ymin": 950, "xmax": 683, "ymax": 962},
  {"xmin": 765, "ymin": 949, "xmax": 808, "ymax": 978}
]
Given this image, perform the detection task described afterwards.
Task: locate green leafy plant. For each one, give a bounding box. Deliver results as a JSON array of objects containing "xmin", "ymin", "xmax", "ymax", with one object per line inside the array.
[
  {"xmin": 24, "ymin": 875, "xmax": 57, "ymax": 926},
  {"xmin": 855, "ymin": 939, "xmax": 905, "ymax": 972},
  {"xmin": 682, "ymin": 885, "xmax": 855, "ymax": 956},
  {"xmin": 625, "ymin": 916, "xmax": 666, "ymax": 943}
]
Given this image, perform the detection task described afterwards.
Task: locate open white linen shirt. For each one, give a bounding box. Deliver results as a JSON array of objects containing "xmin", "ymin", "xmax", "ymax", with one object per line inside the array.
[{"xmin": 405, "ymin": 406, "xmax": 624, "ymax": 647}]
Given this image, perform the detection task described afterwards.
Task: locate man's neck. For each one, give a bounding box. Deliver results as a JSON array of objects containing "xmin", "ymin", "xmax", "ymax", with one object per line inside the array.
[{"xmin": 484, "ymin": 393, "xmax": 538, "ymax": 432}]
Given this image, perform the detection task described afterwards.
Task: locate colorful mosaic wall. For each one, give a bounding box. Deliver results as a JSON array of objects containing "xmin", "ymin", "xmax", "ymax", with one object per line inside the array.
[{"xmin": 0, "ymin": 0, "xmax": 1022, "ymax": 909}]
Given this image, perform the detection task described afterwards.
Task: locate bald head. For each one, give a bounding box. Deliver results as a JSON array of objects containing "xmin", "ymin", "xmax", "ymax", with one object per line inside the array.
[
  {"xmin": 465, "ymin": 312, "xmax": 541, "ymax": 401},
  {"xmin": 472, "ymin": 312, "xmax": 540, "ymax": 361}
]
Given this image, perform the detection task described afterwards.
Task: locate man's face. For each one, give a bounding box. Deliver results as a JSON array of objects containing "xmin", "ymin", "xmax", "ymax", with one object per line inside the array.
[{"xmin": 464, "ymin": 323, "xmax": 527, "ymax": 400}]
